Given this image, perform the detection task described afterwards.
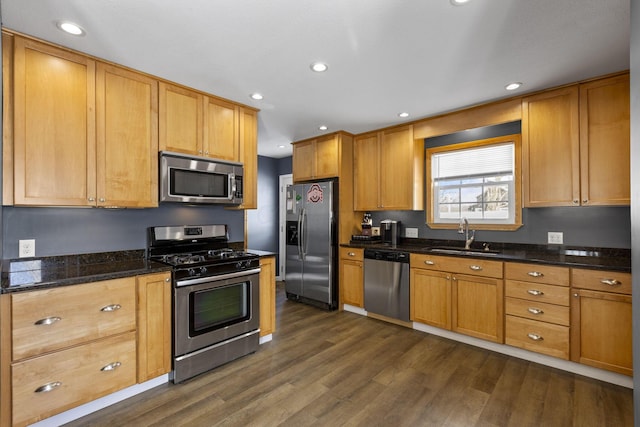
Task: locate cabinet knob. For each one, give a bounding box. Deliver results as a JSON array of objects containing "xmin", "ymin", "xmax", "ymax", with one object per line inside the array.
[
  {"xmin": 600, "ymin": 279, "xmax": 622, "ymax": 286},
  {"xmin": 527, "ymin": 333, "xmax": 544, "ymax": 341},
  {"xmin": 88, "ymin": 197, "xmax": 95, "ymax": 202},
  {"xmin": 573, "ymin": 199, "xmax": 579, "ymax": 204},
  {"xmin": 34, "ymin": 316, "xmax": 62, "ymax": 326},
  {"xmin": 35, "ymin": 381, "xmax": 62, "ymax": 393},
  {"xmin": 527, "ymin": 289, "xmax": 544, "ymax": 296},
  {"xmin": 527, "ymin": 271, "xmax": 544, "ymax": 278},
  {"xmin": 99, "ymin": 198, "xmax": 106, "ymax": 202},
  {"xmin": 582, "ymin": 200, "xmax": 588, "ymax": 204},
  {"xmin": 100, "ymin": 361, "xmax": 122, "ymax": 372},
  {"xmin": 100, "ymin": 304, "xmax": 122, "ymax": 312},
  {"xmin": 165, "ymin": 277, "xmax": 171, "ymax": 282}
]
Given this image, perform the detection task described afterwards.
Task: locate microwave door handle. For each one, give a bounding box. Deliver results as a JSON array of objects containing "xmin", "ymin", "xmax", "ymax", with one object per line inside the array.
[{"xmin": 228, "ymin": 174, "xmax": 235, "ymax": 200}]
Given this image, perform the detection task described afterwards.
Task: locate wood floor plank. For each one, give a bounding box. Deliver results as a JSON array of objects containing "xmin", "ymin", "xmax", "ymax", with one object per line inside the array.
[{"xmin": 63, "ymin": 283, "xmax": 633, "ymax": 427}]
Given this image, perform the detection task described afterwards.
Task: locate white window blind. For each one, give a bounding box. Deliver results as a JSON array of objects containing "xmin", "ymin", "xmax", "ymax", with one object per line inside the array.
[{"xmin": 432, "ymin": 143, "xmax": 514, "ymax": 179}]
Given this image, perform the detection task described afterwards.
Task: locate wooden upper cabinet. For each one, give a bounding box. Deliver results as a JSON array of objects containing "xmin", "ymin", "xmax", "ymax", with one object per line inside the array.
[
  {"xmin": 159, "ymin": 82, "xmax": 203, "ymax": 155},
  {"xmin": 12, "ymin": 37, "xmax": 97, "ymax": 206},
  {"xmin": 238, "ymin": 108, "xmax": 258, "ymax": 209},
  {"xmin": 579, "ymin": 74, "xmax": 630, "ymax": 206},
  {"xmin": 354, "ymin": 125, "xmax": 423, "ymax": 211},
  {"xmin": 522, "ymin": 85, "xmax": 580, "ymax": 207},
  {"xmin": 522, "ymin": 73, "xmax": 630, "ymax": 207},
  {"xmin": 96, "ymin": 63, "xmax": 158, "ymax": 207},
  {"xmin": 292, "ymin": 134, "xmax": 339, "ymax": 182},
  {"xmin": 204, "ymin": 96, "xmax": 240, "ymax": 161}
]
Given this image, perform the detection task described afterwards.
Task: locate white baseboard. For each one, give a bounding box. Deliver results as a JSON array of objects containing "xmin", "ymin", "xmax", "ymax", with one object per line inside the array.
[{"xmin": 260, "ymin": 333, "xmax": 273, "ymax": 344}]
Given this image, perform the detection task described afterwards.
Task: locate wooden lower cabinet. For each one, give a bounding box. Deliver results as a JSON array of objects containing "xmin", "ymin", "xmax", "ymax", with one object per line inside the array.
[
  {"xmin": 410, "ymin": 268, "xmax": 451, "ymax": 330},
  {"xmin": 12, "ymin": 332, "xmax": 137, "ymax": 427},
  {"xmin": 571, "ymin": 268, "xmax": 632, "ymax": 376},
  {"xmin": 136, "ymin": 272, "xmax": 172, "ymax": 382},
  {"xmin": 259, "ymin": 256, "xmax": 276, "ymax": 336},
  {"xmin": 452, "ymin": 273, "xmax": 504, "ymax": 343},
  {"xmin": 339, "ymin": 247, "xmax": 364, "ymax": 308}
]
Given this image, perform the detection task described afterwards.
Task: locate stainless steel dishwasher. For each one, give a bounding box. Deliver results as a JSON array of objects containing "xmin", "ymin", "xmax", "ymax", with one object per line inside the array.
[{"xmin": 363, "ymin": 248, "xmax": 410, "ymax": 321}]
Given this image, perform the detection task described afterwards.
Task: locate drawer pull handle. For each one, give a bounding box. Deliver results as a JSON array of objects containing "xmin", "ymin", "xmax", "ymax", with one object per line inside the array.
[
  {"xmin": 34, "ymin": 316, "xmax": 62, "ymax": 326},
  {"xmin": 348, "ymin": 252, "xmax": 355, "ymax": 257},
  {"xmin": 100, "ymin": 304, "xmax": 122, "ymax": 312},
  {"xmin": 101, "ymin": 361, "xmax": 122, "ymax": 372},
  {"xmin": 35, "ymin": 381, "xmax": 62, "ymax": 393},
  {"xmin": 424, "ymin": 260, "xmax": 435, "ymax": 265},
  {"xmin": 527, "ymin": 271, "xmax": 544, "ymax": 278},
  {"xmin": 527, "ymin": 307, "xmax": 544, "ymax": 315},
  {"xmin": 469, "ymin": 265, "xmax": 482, "ymax": 271},
  {"xmin": 527, "ymin": 333, "xmax": 543, "ymax": 341},
  {"xmin": 600, "ymin": 279, "xmax": 622, "ymax": 286},
  {"xmin": 527, "ymin": 289, "xmax": 544, "ymax": 296}
]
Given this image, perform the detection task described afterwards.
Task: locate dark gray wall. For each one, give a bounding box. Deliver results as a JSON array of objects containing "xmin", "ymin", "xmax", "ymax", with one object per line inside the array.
[
  {"xmin": 2, "ymin": 204, "xmax": 244, "ymax": 258},
  {"xmin": 630, "ymin": 0, "xmax": 639, "ymax": 412}
]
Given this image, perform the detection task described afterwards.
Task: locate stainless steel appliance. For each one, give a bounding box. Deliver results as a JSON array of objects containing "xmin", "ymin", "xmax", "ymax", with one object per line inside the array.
[
  {"xmin": 285, "ymin": 180, "xmax": 338, "ymax": 310},
  {"xmin": 380, "ymin": 220, "xmax": 401, "ymax": 247},
  {"xmin": 363, "ymin": 248, "xmax": 410, "ymax": 321},
  {"xmin": 159, "ymin": 151, "xmax": 244, "ymax": 205},
  {"xmin": 147, "ymin": 224, "xmax": 260, "ymax": 383}
]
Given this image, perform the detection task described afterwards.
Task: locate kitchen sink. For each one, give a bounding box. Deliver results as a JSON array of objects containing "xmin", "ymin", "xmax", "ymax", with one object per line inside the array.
[{"xmin": 424, "ymin": 246, "xmax": 501, "ymax": 256}]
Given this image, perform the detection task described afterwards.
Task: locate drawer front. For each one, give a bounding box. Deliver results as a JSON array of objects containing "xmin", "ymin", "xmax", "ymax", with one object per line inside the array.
[
  {"xmin": 505, "ymin": 262, "xmax": 569, "ymax": 286},
  {"xmin": 505, "ymin": 315, "xmax": 569, "ymax": 360},
  {"xmin": 410, "ymin": 253, "xmax": 503, "ymax": 278},
  {"xmin": 340, "ymin": 247, "xmax": 364, "ymax": 261},
  {"xmin": 571, "ymin": 268, "xmax": 632, "ymax": 295},
  {"xmin": 12, "ymin": 331, "xmax": 137, "ymax": 427},
  {"xmin": 505, "ymin": 297, "xmax": 569, "ymax": 326},
  {"xmin": 505, "ymin": 280, "xmax": 570, "ymax": 306},
  {"xmin": 12, "ymin": 277, "xmax": 136, "ymax": 360}
]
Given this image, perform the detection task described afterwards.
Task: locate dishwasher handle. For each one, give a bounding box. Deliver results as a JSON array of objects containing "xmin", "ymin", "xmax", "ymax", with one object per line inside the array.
[{"xmin": 363, "ymin": 249, "xmax": 409, "ymax": 263}]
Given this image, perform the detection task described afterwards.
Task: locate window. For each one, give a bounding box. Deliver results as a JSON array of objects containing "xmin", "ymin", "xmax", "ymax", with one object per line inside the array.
[{"xmin": 426, "ymin": 134, "xmax": 522, "ymax": 230}]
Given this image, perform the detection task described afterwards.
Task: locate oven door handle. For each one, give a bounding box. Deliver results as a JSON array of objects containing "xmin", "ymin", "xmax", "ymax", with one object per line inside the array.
[{"xmin": 175, "ymin": 268, "xmax": 261, "ymax": 287}]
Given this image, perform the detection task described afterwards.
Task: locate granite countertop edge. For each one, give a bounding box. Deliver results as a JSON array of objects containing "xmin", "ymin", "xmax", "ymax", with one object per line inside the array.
[
  {"xmin": 1, "ymin": 250, "xmax": 172, "ymax": 293},
  {"xmin": 342, "ymin": 239, "xmax": 632, "ymax": 273}
]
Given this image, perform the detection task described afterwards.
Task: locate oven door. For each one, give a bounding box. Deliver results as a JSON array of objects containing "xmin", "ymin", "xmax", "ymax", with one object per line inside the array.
[{"xmin": 174, "ymin": 268, "xmax": 260, "ymax": 357}]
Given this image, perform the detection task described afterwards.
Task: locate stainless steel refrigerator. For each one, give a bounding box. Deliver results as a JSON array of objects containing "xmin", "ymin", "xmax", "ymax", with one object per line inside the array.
[{"xmin": 285, "ymin": 180, "xmax": 338, "ymax": 310}]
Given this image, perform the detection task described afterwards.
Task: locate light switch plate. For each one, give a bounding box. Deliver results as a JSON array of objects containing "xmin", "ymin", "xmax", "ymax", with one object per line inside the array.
[
  {"xmin": 19, "ymin": 239, "xmax": 35, "ymax": 258},
  {"xmin": 406, "ymin": 228, "xmax": 419, "ymax": 238},
  {"xmin": 547, "ymin": 232, "xmax": 563, "ymax": 245}
]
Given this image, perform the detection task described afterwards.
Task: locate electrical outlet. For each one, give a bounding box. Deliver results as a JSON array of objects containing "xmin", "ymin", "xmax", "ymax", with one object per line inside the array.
[
  {"xmin": 405, "ymin": 228, "xmax": 419, "ymax": 238},
  {"xmin": 371, "ymin": 227, "xmax": 380, "ymax": 236},
  {"xmin": 19, "ymin": 239, "xmax": 35, "ymax": 258},
  {"xmin": 547, "ymin": 232, "xmax": 563, "ymax": 245}
]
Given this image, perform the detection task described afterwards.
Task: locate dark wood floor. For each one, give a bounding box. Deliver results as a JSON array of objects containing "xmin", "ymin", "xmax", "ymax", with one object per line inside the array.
[{"xmin": 66, "ymin": 283, "xmax": 633, "ymax": 427}]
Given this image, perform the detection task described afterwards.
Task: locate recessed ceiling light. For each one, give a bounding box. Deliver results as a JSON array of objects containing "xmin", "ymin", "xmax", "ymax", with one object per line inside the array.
[
  {"xmin": 450, "ymin": 0, "xmax": 471, "ymax": 5},
  {"xmin": 278, "ymin": 145, "xmax": 286, "ymax": 149},
  {"xmin": 319, "ymin": 125, "xmax": 328, "ymax": 131},
  {"xmin": 250, "ymin": 93, "xmax": 263, "ymax": 100},
  {"xmin": 398, "ymin": 112, "xmax": 410, "ymax": 118},
  {"xmin": 310, "ymin": 62, "xmax": 328, "ymax": 72},
  {"xmin": 505, "ymin": 82, "xmax": 523, "ymax": 91},
  {"xmin": 56, "ymin": 21, "xmax": 85, "ymax": 36}
]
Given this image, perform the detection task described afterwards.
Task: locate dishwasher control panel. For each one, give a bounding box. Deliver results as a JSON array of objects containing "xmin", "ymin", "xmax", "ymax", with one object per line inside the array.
[{"xmin": 363, "ymin": 249, "xmax": 409, "ymax": 263}]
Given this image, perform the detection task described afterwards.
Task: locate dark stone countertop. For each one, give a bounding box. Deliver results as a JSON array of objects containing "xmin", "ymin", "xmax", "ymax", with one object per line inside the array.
[
  {"xmin": 247, "ymin": 249, "xmax": 277, "ymax": 257},
  {"xmin": 343, "ymin": 238, "xmax": 631, "ymax": 272},
  {"xmin": 1, "ymin": 250, "xmax": 172, "ymax": 293}
]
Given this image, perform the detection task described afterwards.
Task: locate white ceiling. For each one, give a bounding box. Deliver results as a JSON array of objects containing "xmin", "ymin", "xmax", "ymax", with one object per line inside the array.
[{"xmin": 1, "ymin": 0, "xmax": 630, "ymax": 158}]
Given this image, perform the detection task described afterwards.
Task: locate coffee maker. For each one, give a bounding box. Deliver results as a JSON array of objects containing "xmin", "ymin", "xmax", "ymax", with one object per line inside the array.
[{"xmin": 380, "ymin": 220, "xmax": 401, "ymax": 247}]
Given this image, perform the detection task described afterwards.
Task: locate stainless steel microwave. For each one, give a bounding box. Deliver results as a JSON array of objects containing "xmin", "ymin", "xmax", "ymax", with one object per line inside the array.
[{"xmin": 159, "ymin": 151, "xmax": 243, "ymax": 205}]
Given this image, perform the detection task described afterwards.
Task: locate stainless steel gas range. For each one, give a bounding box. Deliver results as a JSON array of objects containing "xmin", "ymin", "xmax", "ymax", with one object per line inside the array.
[{"xmin": 147, "ymin": 224, "xmax": 261, "ymax": 383}]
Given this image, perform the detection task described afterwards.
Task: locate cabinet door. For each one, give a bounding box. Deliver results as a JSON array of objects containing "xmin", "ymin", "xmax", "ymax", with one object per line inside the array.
[
  {"xmin": 96, "ymin": 63, "xmax": 158, "ymax": 207},
  {"xmin": 353, "ymin": 133, "xmax": 380, "ymax": 210},
  {"xmin": 410, "ymin": 268, "xmax": 451, "ymax": 330},
  {"xmin": 259, "ymin": 256, "xmax": 276, "ymax": 336},
  {"xmin": 239, "ymin": 108, "xmax": 258, "ymax": 209},
  {"xmin": 136, "ymin": 272, "xmax": 172, "ymax": 382},
  {"xmin": 340, "ymin": 259, "xmax": 363, "ymax": 307},
  {"xmin": 571, "ymin": 289, "xmax": 632, "ymax": 376},
  {"xmin": 579, "ymin": 74, "xmax": 630, "ymax": 206},
  {"xmin": 314, "ymin": 135, "xmax": 339, "ymax": 179},
  {"xmin": 452, "ymin": 274, "xmax": 504, "ymax": 343},
  {"xmin": 13, "ymin": 37, "xmax": 96, "ymax": 206},
  {"xmin": 159, "ymin": 82, "xmax": 203, "ymax": 155},
  {"xmin": 522, "ymin": 86, "xmax": 580, "ymax": 207},
  {"xmin": 380, "ymin": 126, "xmax": 416, "ymax": 210},
  {"xmin": 204, "ymin": 96, "xmax": 239, "ymax": 161},
  {"xmin": 292, "ymin": 139, "xmax": 315, "ymax": 182}
]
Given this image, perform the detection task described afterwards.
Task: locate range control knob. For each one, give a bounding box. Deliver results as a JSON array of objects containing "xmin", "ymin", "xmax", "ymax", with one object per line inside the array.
[
  {"xmin": 200, "ymin": 266, "xmax": 208, "ymax": 274},
  {"xmin": 187, "ymin": 268, "xmax": 197, "ymax": 277}
]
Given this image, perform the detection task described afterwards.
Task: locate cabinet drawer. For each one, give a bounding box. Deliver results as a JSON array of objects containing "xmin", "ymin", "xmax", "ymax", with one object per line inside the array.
[
  {"xmin": 505, "ymin": 315, "xmax": 569, "ymax": 360},
  {"xmin": 505, "ymin": 280, "xmax": 570, "ymax": 306},
  {"xmin": 340, "ymin": 247, "xmax": 364, "ymax": 261},
  {"xmin": 410, "ymin": 253, "xmax": 503, "ymax": 278},
  {"xmin": 505, "ymin": 262, "xmax": 569, "ymax": 286},
  {"xmin": 12, "ymin": 331, "xmax": 137, "ymax": 427},
  {"xmin": 571, "ymin": 268, "xmax": 632, "ymax": 295},
  {"xmin": 12, "ymin": 278, "xmax": 136, "ymax": 360},
  {"xmin": 505, "ymin": 297, "xmax": 569, "ymax": 326}
]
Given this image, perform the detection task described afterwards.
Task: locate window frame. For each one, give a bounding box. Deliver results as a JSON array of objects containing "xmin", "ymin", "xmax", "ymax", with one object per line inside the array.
[{"xmin": 426, "ymin": 134, "xmax": 523, "ymax": 231}]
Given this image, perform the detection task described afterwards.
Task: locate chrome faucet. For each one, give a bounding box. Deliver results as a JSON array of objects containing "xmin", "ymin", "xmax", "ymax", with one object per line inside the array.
[{"xmin": 458, "ymin": 217, "xmax": 475, "ymax": 249}]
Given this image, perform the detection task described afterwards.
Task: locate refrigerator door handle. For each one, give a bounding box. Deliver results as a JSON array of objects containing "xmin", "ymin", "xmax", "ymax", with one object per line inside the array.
[
  {"xmin": 302, "ymin": 208, "xmax": 308, "ymax": 258},
  {"xmin": 298, "ymin": 208, "xmax": 305, "ymax": 260}
]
